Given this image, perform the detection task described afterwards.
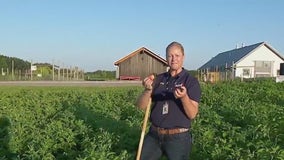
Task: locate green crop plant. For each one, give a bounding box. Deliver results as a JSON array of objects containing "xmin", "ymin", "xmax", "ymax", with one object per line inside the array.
[{"xmin": 0, "ymin": 79, "xmax": 283, "ymax": 159}]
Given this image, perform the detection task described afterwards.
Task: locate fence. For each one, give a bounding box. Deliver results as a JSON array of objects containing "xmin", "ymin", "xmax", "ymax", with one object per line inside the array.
[
  {"xmin": 0, "ymin": 67, "xmax": 85, "ymax": 81},
  {"xmin": 198, "ymin": 63, "xmax": 280, "ymax": 83}
]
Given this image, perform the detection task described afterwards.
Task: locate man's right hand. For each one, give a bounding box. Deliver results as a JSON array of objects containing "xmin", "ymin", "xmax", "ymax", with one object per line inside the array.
[{"xmin": 142, "ymin": 74, "xmax": 155, "ymax": 90}]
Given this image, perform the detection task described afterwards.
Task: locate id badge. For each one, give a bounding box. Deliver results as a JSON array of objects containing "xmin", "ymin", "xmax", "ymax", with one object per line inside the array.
[{"xmin": 162, "ymin": 101, "xmax": 169, "ymax": 115}]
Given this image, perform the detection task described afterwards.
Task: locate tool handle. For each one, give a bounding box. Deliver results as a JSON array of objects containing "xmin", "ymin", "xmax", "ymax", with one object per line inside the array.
[{"xmin": 136, "ymin": 98, "xmax": 151, "ymax": 160}]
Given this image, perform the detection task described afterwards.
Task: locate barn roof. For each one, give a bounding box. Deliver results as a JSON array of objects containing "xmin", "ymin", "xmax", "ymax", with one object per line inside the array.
[
  {"xmin": 198, "ymin": 42, "xmax": 284, "ymax": 70},
  {"xmin": 114, "ymin": 47, "xmax": 167, "ymax": 66}
]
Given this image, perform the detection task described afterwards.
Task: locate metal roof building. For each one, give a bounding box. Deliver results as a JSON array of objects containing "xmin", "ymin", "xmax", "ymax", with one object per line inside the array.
[{"xmin": 198, "ymin": 42, "xmax": 284, "ymax": 81}]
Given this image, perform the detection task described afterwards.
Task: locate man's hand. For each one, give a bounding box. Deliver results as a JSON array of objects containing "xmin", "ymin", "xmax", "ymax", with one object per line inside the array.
[
  {"xmin": 174, "ymin": 86, "xmax": 187, "ymax": 99},
  {"xmin": 142, "ymin": 74, "xmax": 155, "ymax": 90}
]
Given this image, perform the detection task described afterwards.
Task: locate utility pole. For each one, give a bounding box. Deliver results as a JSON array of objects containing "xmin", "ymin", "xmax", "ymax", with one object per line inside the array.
[
  {"xmin": 52, "ymin": 59, "xmax": 55, "ymax": 81},
  {"xmin": 73, "ymin": 67, "xmax": 76, "ymax": 80},
  {"xmin": 58, "ymin": 61, "xmax": 60, "ymax": 81},
  {"xmin": 62, "ymin": 63, "xmax": 65, "ymax": 80},
  {"xmin": 66, "ymin": 66, "xmax": 69, "ymax": 81},
  {"xmin": 231, "ymin": 61, "xmax": 235, "ymax": 80},
  {"xmin": 31, "ymin": 60, "xmax": 33, "ymax": 80},
  {"xmin": 12, "ymin": 60, "xmax": 14, "ymax": 80},
  {"xmin": 76, "ymin": 67, "xmax": 79, "ymax": 80}
]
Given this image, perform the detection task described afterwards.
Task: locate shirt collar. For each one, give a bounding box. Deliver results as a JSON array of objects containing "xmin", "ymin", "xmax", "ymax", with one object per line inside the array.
[{"xmin": 166, "ymin": 68, "xmax": 186, "ymax": 79}]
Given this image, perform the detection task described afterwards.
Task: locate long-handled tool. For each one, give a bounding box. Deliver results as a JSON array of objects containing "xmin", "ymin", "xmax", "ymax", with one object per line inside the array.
[{"xmin": 136, "ymin": 98, "xmax": 152, "ymax": 160}]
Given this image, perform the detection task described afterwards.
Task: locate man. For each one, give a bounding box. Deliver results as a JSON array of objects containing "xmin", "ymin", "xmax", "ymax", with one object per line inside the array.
[{"xmin": 136, "ymin": 41, "xmax": 201, "ymax": 160}]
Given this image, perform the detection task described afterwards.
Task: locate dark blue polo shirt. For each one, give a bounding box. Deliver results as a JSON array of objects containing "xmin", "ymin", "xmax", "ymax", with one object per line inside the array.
[{"xmin": 150, "ymin": 69, "xmax": 201, "ymax": 129}]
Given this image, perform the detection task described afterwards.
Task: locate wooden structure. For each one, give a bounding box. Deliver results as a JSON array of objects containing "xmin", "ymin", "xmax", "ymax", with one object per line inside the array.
[{"xmin": 114, "ymin": 47, "xmax": 168, "ymax": 80}]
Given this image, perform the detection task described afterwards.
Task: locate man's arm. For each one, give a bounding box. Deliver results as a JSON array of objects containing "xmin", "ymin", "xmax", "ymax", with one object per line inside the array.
[
  {"xmin": 136, "ymin": 89, "xmax": 152, "ymax": 110},
  {"xmin": 180, "ymin": 94, "xmax": 199, "ymax": 119},
  {"xmin": 174, "ymin": 86, "xmax": 199, "ymax": 119},
  {"xmin": 136, "ymin": 75, "xmax": 154, "ymax": 110}
]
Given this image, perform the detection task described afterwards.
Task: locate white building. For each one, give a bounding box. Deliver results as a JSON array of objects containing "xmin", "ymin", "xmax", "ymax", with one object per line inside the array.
[{"xmin": 198, "ymin": 42, "xmax": 284, "ymax": 81}]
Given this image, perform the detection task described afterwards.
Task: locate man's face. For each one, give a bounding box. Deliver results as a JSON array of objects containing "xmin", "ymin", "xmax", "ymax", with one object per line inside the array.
[{"xmin": 166, "ymin": 46, "xmax": 184, "ymax": 71}]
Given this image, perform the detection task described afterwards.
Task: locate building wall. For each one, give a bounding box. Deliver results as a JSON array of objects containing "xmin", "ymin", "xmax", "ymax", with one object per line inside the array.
[
  {"xmin": 235, "ymin": 45, "xmax": 284, "ymax": 77},
  {"xmin": 118, "ymin": 52, "xmax": 168, "ymax": 79}
]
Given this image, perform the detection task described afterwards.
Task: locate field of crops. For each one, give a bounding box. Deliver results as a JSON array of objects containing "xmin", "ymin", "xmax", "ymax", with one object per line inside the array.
[{"xmin": 1, "ymin": 79, "xmax": 283, "ymax": 159}]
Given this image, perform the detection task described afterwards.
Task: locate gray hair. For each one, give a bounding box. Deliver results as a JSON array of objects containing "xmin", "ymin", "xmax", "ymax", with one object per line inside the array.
[{"xmin": 166, "ymin": 41, "xmax": 185, "ymax": 56}]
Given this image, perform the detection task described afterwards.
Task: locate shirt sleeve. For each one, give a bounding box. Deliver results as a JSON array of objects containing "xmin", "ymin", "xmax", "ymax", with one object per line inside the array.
[{"xmin": 187, "ymin": 77, "xmax": 201, "ymax": 103}]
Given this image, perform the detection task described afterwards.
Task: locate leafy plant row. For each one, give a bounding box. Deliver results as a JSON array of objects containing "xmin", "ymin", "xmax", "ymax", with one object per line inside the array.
[
  {"xmin": 0, "ymin": 79, "xmax": 283, "ymax": 159},
  {"xmin": 192, "ymin": 79, "xmax": 284, "ymax": 159}
]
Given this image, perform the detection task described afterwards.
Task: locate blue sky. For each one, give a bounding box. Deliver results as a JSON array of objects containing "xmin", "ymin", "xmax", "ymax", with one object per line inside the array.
[{"xmin": 0, "ymin": 0, "xmax": 283, "ymax": 72}]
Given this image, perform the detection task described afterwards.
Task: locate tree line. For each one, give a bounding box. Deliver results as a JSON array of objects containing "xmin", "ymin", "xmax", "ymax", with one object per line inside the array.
[
  {"xmin": 0, "ymin": 55, "xmax": 30, "ymax": 72},
  {"xmin": 85, "ymin": 70, "xmax": 116, "ymax": 81}
]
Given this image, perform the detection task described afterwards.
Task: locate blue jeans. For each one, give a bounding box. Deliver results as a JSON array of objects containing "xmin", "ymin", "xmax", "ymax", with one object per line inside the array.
[{"xmin": 140, "ymin": 128, "xmax": 192, "ymax": 160}]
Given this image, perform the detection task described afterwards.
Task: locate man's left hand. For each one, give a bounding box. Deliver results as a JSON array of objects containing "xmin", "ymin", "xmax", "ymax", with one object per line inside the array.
[{"xmin": 174, "ymin": 86, "xmax": 187, "ymax": 99}]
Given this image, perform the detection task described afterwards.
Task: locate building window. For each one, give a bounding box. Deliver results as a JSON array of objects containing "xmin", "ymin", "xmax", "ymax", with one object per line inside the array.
[
  {"xmin": 255, "ymin": 61, "xmax": 272, "ymax": 77},
  {"xmin": 255, "ymin": 61, "xmax": 271, "ymax": 72},
  {"xmin": 243, "ymin": 69, "xmax": 250, "ymax": 76}
]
